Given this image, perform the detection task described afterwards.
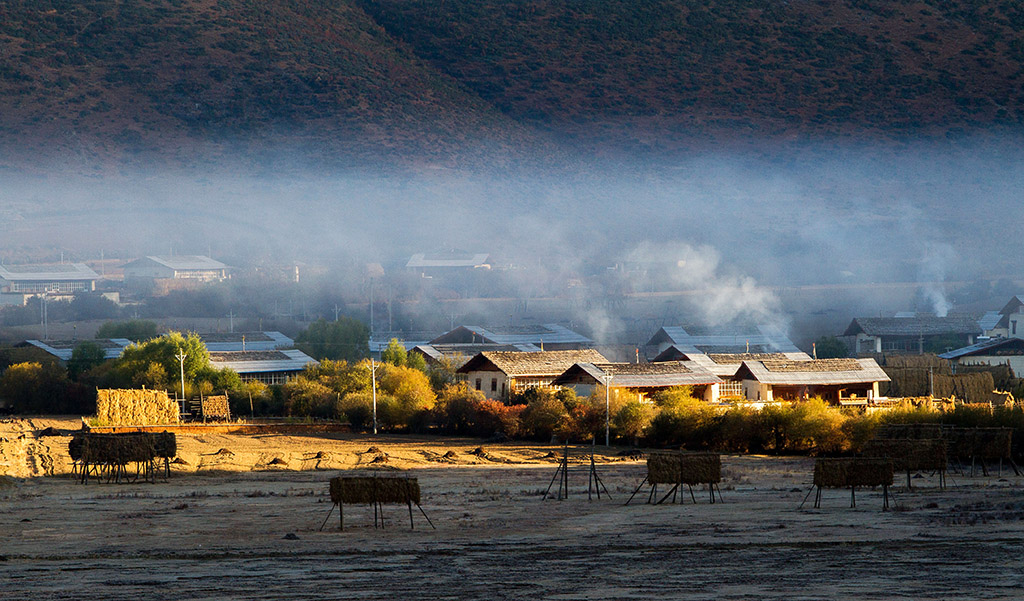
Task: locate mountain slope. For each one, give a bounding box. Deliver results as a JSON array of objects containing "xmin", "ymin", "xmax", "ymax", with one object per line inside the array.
[{"xmin": 1, "ymin": 0, "xmax": 1023, "ymax": 170}]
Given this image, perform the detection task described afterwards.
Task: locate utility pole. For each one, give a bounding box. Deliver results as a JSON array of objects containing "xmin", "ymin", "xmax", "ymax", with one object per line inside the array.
[
  {"xmin": 371, "ymin": 358, "xmax": 378, "ymax": 435},
  {"xmin": 604, "ymin": 373, "xmax": 613, "ymax": 447},
  {"xmin": 175, "ymin": 350, "xmax": 187, "ymax": 401}
]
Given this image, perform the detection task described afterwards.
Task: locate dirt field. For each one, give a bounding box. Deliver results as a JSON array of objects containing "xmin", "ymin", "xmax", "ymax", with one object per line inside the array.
[{"xmin": 3, "ymin": 417, "xmax": 1024, "ymax": 600}]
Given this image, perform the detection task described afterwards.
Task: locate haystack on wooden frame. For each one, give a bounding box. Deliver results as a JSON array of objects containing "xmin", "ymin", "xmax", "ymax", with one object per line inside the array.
[
  {"xmin": 862, "ymin": 439, "xmax": 947, "ymax": 489},
  {"xmin": 320, "ymin": 474, "xmax": 434, "ymax": 531},
  {"xmin": 945, "ymin": 427, "xmax": 1019, "ymax": 477},
  {"xmin": 199, "ymin": 394, "xmax": 231, "ymax": 422},
  {"xmin": 541, "ymin": 440, "xmax": 613, "ymax": 502},
  {"xmin": 70, "ymin": 432, "xmax": 177, "ymax": 484},
  {"xmin": 625, "ymin": 452, "xmax": 723, "ymax": 505},
  {"xmin": 800, "ymin": 458, "xmax": 894, "ymax": 510},
  {"xmin": 96, "ymin": 388, "xmax": 180, "ymax": 426}
]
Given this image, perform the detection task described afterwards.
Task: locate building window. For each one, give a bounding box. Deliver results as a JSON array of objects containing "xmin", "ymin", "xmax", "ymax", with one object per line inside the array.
[
  {"xmin": 1013, "ymin": 320, "xmax": 1018, "ymax": 336},
  {"xmin": 491, "ymin": 378, "xmax": 497, "ymax": 392},
  {"xmin": 475, "ymin": 378, "xmax": 481, "ymax": 391}
]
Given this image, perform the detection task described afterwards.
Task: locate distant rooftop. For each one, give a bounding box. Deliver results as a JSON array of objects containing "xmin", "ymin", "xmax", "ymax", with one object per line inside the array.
[
  {"xmin": 843, "ymin": 315, "xmax": 982, "ymax": 337},
  {"xmin": 143, "ymin": 255, "xmax": 227, "ymax": 270},
  {"xmin": 0, "ymin": 263, "xmax": 99, "ymax": 281},
  {"xmin": 647, "ymin": 325, "xmax": 800, "ymax": 354},
  {"xmin": 431, "ymin": 324, "xmax": 591, "ymax": 346},
  {"xmin": 208, "ymin": 349, "xmax": 317, "ymax": 373},
  {"xmin": 406, "ymin": 253, "xmax": 489, "ymax": 269}
]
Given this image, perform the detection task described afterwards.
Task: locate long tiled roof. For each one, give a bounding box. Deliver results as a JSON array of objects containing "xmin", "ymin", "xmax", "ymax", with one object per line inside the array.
[
  {"xmin": 554, "ymin": 361, "xmax": 721, "ymax": 388},
  {"xmin": 459, "ymin": 349, "xmax": 608, "ymax": 377},
  {"xmin": 198, "ymin": 331, "xmax": 293, "ymax": 351},
  {"xmin": 736, "ymin": 358, "xmax": 889, "ymax": 385},
  {"xmin": 652, "ymin": 348, "xmax": 812, "ymax": 376},
  {"xmin": 22, "ymin": 338, "xmax": 132, "ymax": 360},
  {"xmin": 843, "ymin": 315, "xmax": 982, "ymax": 337}
]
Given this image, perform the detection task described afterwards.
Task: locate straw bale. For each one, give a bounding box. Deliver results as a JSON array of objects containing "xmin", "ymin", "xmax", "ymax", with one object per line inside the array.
[
  {"xmin": 95, "ymin": 389, "xmax": 180, "ymax": 426},
  {"xmin": 647, "ymin": 452, "xmax": 721, "ymax": 485},
  {"xmin": 862, "ymin": 439, "xmax": 947, "ymax": 471},
  {"xmin": 330, "ymin": 476, "xmax": 420, "ymax": 505},
  {"xmin": 200, "ymin": 395, "xmax": 231, "ymax": 420},
  {"xmin": 814, "ymin": 458, "xmax": 893, "ymax": 488}
]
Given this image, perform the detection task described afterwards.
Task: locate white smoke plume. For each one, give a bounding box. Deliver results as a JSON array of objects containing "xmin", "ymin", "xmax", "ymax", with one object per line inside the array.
[{"xmin": 918, "ymin": 243, "xmax": 955, "ymax": 317}]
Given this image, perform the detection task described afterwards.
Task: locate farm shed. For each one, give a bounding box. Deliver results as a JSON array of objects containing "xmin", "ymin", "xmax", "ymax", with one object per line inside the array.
[
  {"xmin": 431, "ymin": 324, "xmax": 593, "ymax": 351},
  {"xmin": 842, "ymin": 314, "xmax": 982, "ymax": 355},
  {"xmin": 208, "ymin": 349, "xmax": 318, "ymax": 385},
  {"xmin": 551, "ymin": 361, "xmax": 722, "ymax": 403},
  {"xmin": 457, "ymin": 349, "xmax": 608, "ymax": 399},
  {"xmin": 0, "ymin": 263, "xmax": 98, "ymax": 305},
  {"xmin": 732, "ymin": 358, "xmax": 889, "ymax": 405},
  {"xmin": 939, "ymin": 336, "xmax": 1024, "ymax": 374},
  {"xmin": 645, "ymin": 324, "xmax": 800, "ymax": 358}
]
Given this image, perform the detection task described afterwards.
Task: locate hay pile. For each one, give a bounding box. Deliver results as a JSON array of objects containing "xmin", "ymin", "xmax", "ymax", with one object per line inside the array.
[
  {"xmin": 200, "ymin": 395, "xmax": 231, "ymax": 420},
  {"xmin": 70, "ymin": 432, "xmax": 176, "ymax": 463},
  {"xmin": 862, "ymin": 439, "xmax": 947, "ymax": 471},
  {"xmin": 96, "ymin": 389, "xmax": 180, "ymax": 426},
  {"xmin": 647, "ymin": 452, "xmax": 721, "ymax": 485},
  {"xmin": 945, "ymin": 427, "xmax": 1013, "ymax": 460},
  {"xmin": 329, "ymin": 476, "xmax": 420, "ymax": 505},
  {"xmin": 814, "ymin": 458, "xmax": 893, "ymax": 488}
]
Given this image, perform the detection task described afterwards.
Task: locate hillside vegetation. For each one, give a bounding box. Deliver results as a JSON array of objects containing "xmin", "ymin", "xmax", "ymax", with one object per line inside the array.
[{"xmin": 1, "ymin": 0, "xmax": 1023, "ymax": 169}]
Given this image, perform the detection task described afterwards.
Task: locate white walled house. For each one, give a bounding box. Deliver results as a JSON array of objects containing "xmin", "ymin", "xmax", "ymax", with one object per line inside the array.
[
  {"xmin": 457, "ymin": 349, "xmax": 608, "ymax": 399},
  {"xmin": 551, "ymin": 361, "xmax": 722, "ymax": 404},
  {"xmin": 732, "ymin": 358, "xmax": 890, "ymax": 406},
  {"xmin": 842, "ymin": 314, "xmax": 981, "ymax": 355}
]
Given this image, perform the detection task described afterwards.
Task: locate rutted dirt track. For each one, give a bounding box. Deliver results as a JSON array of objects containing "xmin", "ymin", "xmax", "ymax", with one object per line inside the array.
[{"xmin": 2, "ymin": 418, "xmax": 1024, "ymax": 600}]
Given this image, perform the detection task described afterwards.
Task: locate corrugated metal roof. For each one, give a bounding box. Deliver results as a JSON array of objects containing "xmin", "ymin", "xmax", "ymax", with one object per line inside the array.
[
  {"xmin": 938, "ymin": 337, "xmax": 1024, "ymax": 360},
  {"xmin": 432, "ymin": 324, "xmax": 591, "ymax": 346},
  {"xmin": 737, "ymin": 358, "xmax": 889, "ymax": 385},
  {"xmin": 0, "ymin": 263, "xmax": 99, "ymax": 282},
  {"xmin": 646, "ymin": 325, "xmax": 800, "ymax": 353},
  {"xmin": 208, "ymin": 349, "xmax": 317, "ymax": 374},
  {"xmin": 979, "ymin": 311, "xmax": 1002, "ymax": 332},
  {"xmin": 199, "ymin": 331, "xmax": 293, "ymax": 352},
  {"xmin": 143, "ymin": 255, "xmax": 227, "ymax": 270},
  {"xmin": 23, "ymin": 338, "xmax": 132, "ymax": 361}
]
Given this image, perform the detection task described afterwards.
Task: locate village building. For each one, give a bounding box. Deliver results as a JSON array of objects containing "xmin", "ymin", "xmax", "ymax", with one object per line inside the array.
[
  {"xmin": 651, "ymin": 350, "xmax": 813, "ymax": 400},
  {"xmin": 122, "ymin": 255, "xmax": 228, "ymax": 294},
  {"xmin": 19, "ymin": 338, "xmax": 133, "ymax": 361},
  {"xmin": 551, "ymin": 361, "xmax": 722, "ymax": 403},
  {"xmin": 409, "ymin": 343, "xmax": 539, "ymax": 367},
  {"xmin": 842, "ymin": 314, "xmax": 982, "ymax": 355},
  {"xmin": 196, "ymin": 331, "xmax": 294, "ymax": 352},
  {"xmin": 405, "ymin": 252, "xmax": 490, "ymax": 276},
  {"xmin": 645, "ymin": 324, "xmax": 800, "ymax": 358},
  {"xmin": 457, "ymin": 349, "xmax": 608, "ymax": 398},
  {"xmin": 938, "ymin": 337, "xmax": 1024, "ymax": 374},
  {"xmin": 732, "ymin": 358, "xmax": 890, "ymax": 406},
  {"xmin": 979, "ymin": 296, "xmax": 1024, "ymax": 339},
  {"xmin": 0, "ymin": 263, "xmax": 99, "ymax": 305},
  {"xmin": 208, "ymin": 349, "xmax": 318, "ymax": 385},
  {"xmin": 430, "ymin": 324, "xmax": 592, "ymax": 351}
]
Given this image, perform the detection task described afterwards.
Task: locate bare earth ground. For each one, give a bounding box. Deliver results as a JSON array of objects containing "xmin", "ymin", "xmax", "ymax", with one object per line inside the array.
[{"xmin": 2, "ymin": 417, "xmax": 1024, "ymax": 600}]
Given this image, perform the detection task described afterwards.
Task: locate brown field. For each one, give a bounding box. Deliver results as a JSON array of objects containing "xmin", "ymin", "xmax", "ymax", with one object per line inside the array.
[{"xmin": 3, "ymin": 417, "xmax": 1024, "ymax": 600}]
